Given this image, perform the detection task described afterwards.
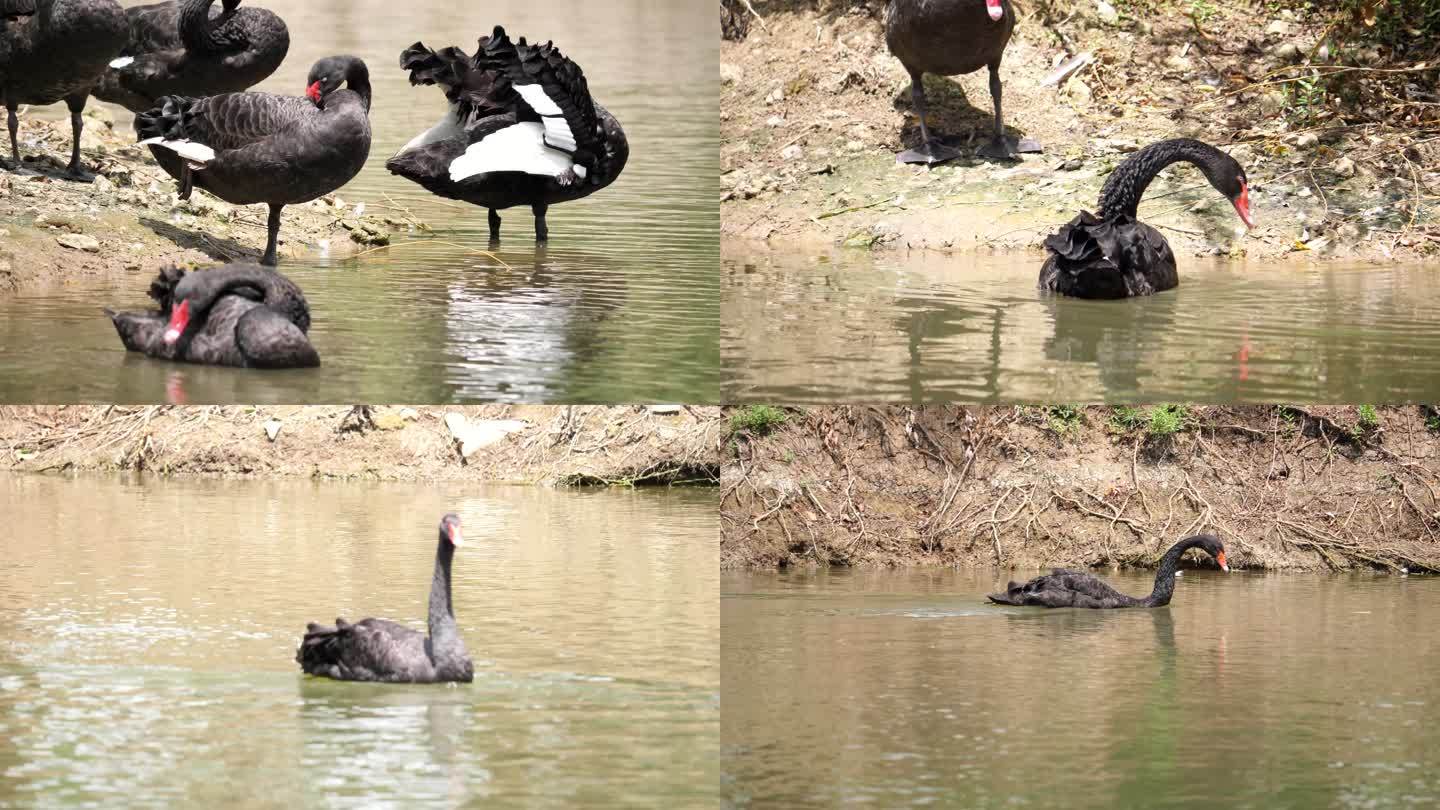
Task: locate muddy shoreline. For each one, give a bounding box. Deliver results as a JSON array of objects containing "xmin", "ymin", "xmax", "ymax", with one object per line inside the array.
[
  {"xmin": 0, "ymin": 405, "xmax": 721, "ymax": 486},
  {"xmin": 721, "ymin": 405, "xmax": 1440, "ymax": 572},
  {"xmin": 0, "ymin": 107, "xmax": 410, "ymax": 294},
  {"xmin": 721, "ymin": 1, "xmax": 1439, "ymax": 262}
]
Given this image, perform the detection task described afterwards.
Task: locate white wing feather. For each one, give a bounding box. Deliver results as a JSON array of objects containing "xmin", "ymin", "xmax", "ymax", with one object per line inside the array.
[
  {"xmin": 448, "ymin": 122, "xmax": 574, "ymax": 182},
  {"xmin": 138, "ymin": 137, "xmax": 215, "ymax": 166}
]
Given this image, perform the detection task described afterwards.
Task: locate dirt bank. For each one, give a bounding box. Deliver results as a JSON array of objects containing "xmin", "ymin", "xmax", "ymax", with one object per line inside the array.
[
  {"xmin": 0, "ymin": 107, "xmax": 410, "ymax": 294},
  {"xmin": 0, "ymin": 405, "xmax": 721, "ymax": 486},
  {"xmin": 721, "ymin": 0, "xmax": 1439, "ymax": 262},
  {"xmin": 721, "ymin": 405, "xmax": 1440, "ymax": 572}
]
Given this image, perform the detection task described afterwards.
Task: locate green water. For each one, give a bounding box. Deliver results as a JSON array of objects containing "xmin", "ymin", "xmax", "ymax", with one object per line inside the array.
[
  {"xmin": 723, "ymin": 568, "xmax": 1440, "ymax": 809},
  {"xmin": 0, "ymin": 475, "xmax": 718, "ymax": 807}
]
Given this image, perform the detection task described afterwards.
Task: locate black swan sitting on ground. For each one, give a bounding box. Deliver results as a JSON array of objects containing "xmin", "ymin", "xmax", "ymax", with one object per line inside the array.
[
  {"xmin": 386, "ymin": 25, "xmax": 629, "ymax": 243},
  {"xmin": 297, "ymin": 513, "xmax": 474, "ymax": 684},
  {"xmin": 93, "ymin": 0, "xmax": 289, "ymax": 113},
  {"xmin": 987, "ymin": 534, "xmax": 1229, "ymax": 608},
  {"xmin": 134, "ymin": 55, "xmax": 371, "ymax": 266},
  {"xmin": 105, "ymin": 263, "xmax": 319, "ymax": 368},
  {"xmin": 0, "ymin": 0, "xmax": 126, "ymax": 180},
  {"xmin": 884, "ymin": 0, "xmax": 1039, "ymax": 163},
  {"xmin": 1038, "ymin": 138, "xmax": 1253, "ymax": 299}
]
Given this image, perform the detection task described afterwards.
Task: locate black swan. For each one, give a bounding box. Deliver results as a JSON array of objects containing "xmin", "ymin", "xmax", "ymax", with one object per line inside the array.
[
  {"xmin": 987, "ymin": 534, "xmax": 1229, "ymax": 608},
  {"xmin": 297, "ymin": 513, "xmax": 474, "ymax": 684},
  {"xmin": 884, "ymin": 0, "xmax": 1039, "ymax": 163},
  {"xmin": 385, "ymin": 25, "xmax": 629, "ymax": 243},
  {"xmin": 0, "ymin": 0, "xmax": 127, "ymax": 181},
  {"xmin": 105, "ymin": 263, "xmax": 319, "ymax": 368},
  {"xmin": 92, "ymin": 0, "xmax": 289, "ymax": 113},
  {"xmin": 134, "ymin": 54, "xmax": 372, "ymax": 266},
  {"xmin": 1039, "ymin": 138, "xmax": 1253, "ymax": 299}
]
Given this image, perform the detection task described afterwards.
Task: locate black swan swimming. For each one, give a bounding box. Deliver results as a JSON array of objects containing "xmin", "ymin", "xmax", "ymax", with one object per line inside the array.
[
  {"xmin": 987, "ymin": 534, "xmax": 1229, "ymax": 608},
  {"xmin": 92, "ymin": 0, "xmax": 289, "ymax": 113},
  {"xmin": 385, "ymin": 25, "xmax": 629, "ymax": 243},
  {"xmin": 884, "ymin": 0, "xmax": 1039, "ymax": 163},
  {"xmin": 297, "ymin": 513, "xmax": 474, "ymax": 684},
  {"xmin": 0, "ymin": 0, "xmax": 126, "ymax": 181},
  {"xmin": 1039, "ymin": 138, "xmax": 1253, "ymax": 299},
  {"xmin": 105, "ymin": 263, "xmax": 319, "ymax": 368},
  {"xmin": 134, "ymin": 54, "xmax": 372, "ymax": 266}
]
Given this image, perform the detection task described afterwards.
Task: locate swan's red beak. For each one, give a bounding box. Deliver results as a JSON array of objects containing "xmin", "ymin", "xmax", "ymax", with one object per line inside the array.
[
  {"xmin": 986, "ymin": 0, "xmax": 1004, "ymax": 21},
  {"xmin": 163, "ymin": 299, "xmax": 190, "ymax": 345},
  {"xmin": 306, "ymin": 81, "xmax": 322, "ymax": 104},
  {"xmin": 448, "ymin": 524, "xmax": 464, "ymax": 547},
  {"xmin": 1216, "ymin": 551, "xmax": 1229, "ymax": 572},
  {"xmin": 1233, "ymin": 183, "xmax": 1253, "ymax": 231}
]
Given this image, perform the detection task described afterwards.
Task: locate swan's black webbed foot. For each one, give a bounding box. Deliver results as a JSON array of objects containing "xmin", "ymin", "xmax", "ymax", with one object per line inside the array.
[
  {"xmin": 487, "ymin": 208, "xmax": 501, "ymax": 242},
  {"xmin": 65, "ymin": 164, "xmax": 97, "ymax": 183},
  {"xmin": 897, "ymin": 140, "xmax": 962, "ymax": 166}
]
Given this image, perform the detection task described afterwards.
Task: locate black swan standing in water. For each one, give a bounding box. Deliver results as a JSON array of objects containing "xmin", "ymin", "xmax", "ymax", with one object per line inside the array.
[
  {"xmin": 134, "ymin": 55, "xmax": 372, "ymax": 266},
  {"xmin": 0, "ymin": 0, "xmax": 127, "ymax": 180},
  {"xmin": 1039, "ymin": 138, "xmax": 1253, "ymax": 299},
  {"xmin": 386, "ymin": 25, "xmax": 629, "ymax": 243},
  {"xmin": 884, "ymin": 0, "xmax": 1040, "ymax": 163},
  {"xmin": 105, "ymin": 263, "xmax": 319, "ymax": 368},
  {"xmin": 92, "ymin": 0, "xmax": 289, "ymax": 113},
  {"xmin": 987, "ymin": 534, "xmax": 1229, "ymax": 608},
  {"xmin": 297, "ymin": 513, "xmax": 474, "ymax": 684}
]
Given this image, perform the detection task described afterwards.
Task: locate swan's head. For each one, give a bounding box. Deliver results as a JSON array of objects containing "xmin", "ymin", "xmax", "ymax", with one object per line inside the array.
[
  {"xmin": 1195, "ymin": 534, "xmax": 1229, "ymax": 571},
  {"xmin": 985, "ymin": 0, "xmax": 1005, "ymax": 22},
  {"xmin": 306, "ymin": 56, "xmax": 366, "ymax": 107},
  {"xmin": 1203, "ymin": 152, "xmax": 1253, "ymax": 231},
  {"xmin": 440, "ymin": 513, "xmax": 463, "ymax": 548}
]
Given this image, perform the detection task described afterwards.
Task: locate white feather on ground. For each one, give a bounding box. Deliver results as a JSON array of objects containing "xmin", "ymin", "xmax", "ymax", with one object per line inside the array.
[
  {"xmin": 448, "ymin": 122, "xmax": 575, "ymax": 181},
  {"xmin": 138, "ymin": 137, "xmax": 215, "ymax": 165}
]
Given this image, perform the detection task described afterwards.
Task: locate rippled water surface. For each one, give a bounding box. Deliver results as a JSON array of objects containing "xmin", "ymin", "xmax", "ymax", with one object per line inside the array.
[
  {"xmin": 723, "ymin": 568, "xmax": 1440, "ymax": 809},
  {"xmin": 0, "ymin": 475, "xmax": 718, "ymax": 807},
  {"xmin": 0, "ymin": 0, "xmax": 718, "ymax": 403},
  {"xmin": 722, "ymin": 247, "xmax": 1440, "ymax": 403}
]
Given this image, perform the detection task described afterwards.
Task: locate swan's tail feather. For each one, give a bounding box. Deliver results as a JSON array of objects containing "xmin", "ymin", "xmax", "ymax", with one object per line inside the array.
[
  {"xmin": 296, "ymin": 624, "xmax": 343, "ymax": 672},
  {"xmin": 135, "ymin": 97, "xmax": 215, "ymax": 168},
  {"xmin": 399, "ymin": 40, "xmax": 509, "ymax": 122}
]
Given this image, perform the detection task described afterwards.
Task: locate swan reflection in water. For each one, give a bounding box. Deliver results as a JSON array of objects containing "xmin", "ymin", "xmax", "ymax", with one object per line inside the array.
[{"xmin": 440, "ymin": 248, "xmax": 627, "ymax": 401}]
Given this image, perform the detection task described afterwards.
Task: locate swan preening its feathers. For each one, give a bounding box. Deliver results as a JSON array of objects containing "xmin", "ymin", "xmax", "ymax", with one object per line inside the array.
[
  {"xmin": 1039, "ymin": 138, "xmax": 1252, "ymax": 299},
  {"xmin": 386, "ymin": 25, "xmax": 628, "ymax": 242},
  {"xmin": 106, "ymin": 263, "xmax": 319, "ymax": 368},
  {"xmin": 135, "ymin": 55, "xmax": 373, "ymax": 266},
  {"xmin": 92, "ymin": 0, "xmax": 290, "ymax": 112},
  {"xmin": 987, "ymin": 534, "xmax": 1230, "ymax": 609},
  {"xmin": 297, "ymin": 513, "xmax": 474, "ymax": 684}
]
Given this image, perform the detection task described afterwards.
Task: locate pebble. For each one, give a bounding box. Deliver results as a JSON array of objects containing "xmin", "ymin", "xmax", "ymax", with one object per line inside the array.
[
  {"xmin": 56, "ymin": 233, "xmax": 100, "ymax": 252},
  {"xmin": 1334, "ymin": 157, "xmax": 1356, "ymax": 178},
  {"xmin": 781, "ymin": 144, "xmax": 803, "ymax": 162}
]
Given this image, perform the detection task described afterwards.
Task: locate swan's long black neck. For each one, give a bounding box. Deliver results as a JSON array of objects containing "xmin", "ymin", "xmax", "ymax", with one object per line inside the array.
[
  {"xmin": 180, "ymin": 0, "xmax": 237, "ymax": 54},
  {"xmin": 1142, "ymin": 535, "xmax": 1212, "ymax": 607},
  {"xmin": 1097, "ymin": 138, "xmax": 1235, "ymax": 221},
  {"xmin": 343, "ymin": 60, "xmax": 372, "ymax": 112},
  {"xmin": 183, "ymin": 266, "xmax": 307, "ymax": 324},
  {"xmin": 426, "ymin": 532, "xmax": 459, "ymax": 649}
]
